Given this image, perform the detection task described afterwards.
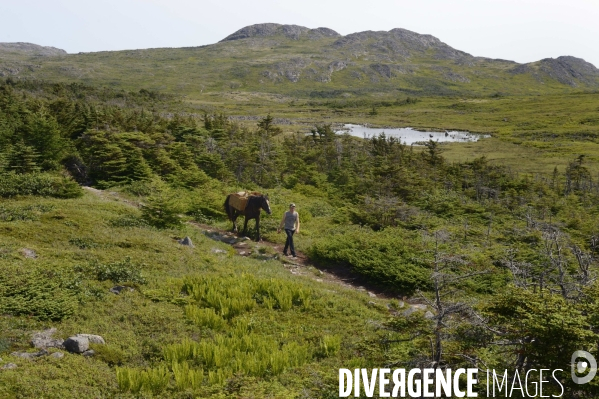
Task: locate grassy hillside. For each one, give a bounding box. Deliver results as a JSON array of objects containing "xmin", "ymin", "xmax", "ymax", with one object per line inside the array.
[
  {"xmin": 2, "ymin": 24, "xmax": 599, "ymax": 102},
  {"xmin": 0, "ymin": 190, "xmax": 398, "ymax": 398},
  {"xmin": 2, "ymin": 76, "xmax": 599, "ymax": 397}
]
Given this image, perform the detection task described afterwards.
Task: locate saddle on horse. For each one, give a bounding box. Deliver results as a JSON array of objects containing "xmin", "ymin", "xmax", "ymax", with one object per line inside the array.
[{"xmin": 228, "ymin": 191, "xmax": 261, "ymax": 212}]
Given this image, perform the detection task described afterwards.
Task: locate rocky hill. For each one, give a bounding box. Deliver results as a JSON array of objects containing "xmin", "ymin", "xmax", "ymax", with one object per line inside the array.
[
  {"xmin": 0, "ymin": 42, "xmax": 67, "ymax": 56},
  {"xmin": 0, "ymin": 24, "xmax": 597, "ymax": 98}
]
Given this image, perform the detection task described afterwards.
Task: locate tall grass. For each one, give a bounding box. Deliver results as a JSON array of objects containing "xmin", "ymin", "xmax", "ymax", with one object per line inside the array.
[
  {"xmin": 116, "ymin": 366, "xmax": 169, "ymax": 394},
  {"xmin": 182, "ymin": 274, "xmax": 314, "ymax": 319},
  {"xmin": 163, "ymin": 333, "xmax": 311, "ymax": 380}
]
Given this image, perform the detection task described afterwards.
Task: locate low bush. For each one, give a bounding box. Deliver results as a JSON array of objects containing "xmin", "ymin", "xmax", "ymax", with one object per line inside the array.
[
  {"xmin": 0, "ymin": 204, "xmax": 55, "ymax": 221},
  {"xmin": 0, "ymin": 172, "xmax": 82, "ymax": 198},
  {"xmin": 308, "ymin": 227, "xmax": 430, "ymax": 295},
  {"xmin": 0, "ymin": 265, "xmax": 78, "ymax": 321},
  {"xmin": 92, "ymin": 257, "xmax": 147, "ymax": 285},
  {"xmin": 140, "ymin": 191, "xmax": 184, "ymax": 229}
]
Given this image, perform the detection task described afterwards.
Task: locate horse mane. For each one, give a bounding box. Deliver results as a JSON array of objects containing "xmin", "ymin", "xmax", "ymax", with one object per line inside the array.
[{"xmin": 247, "ymin": 195, "xmax": 263, "ymax": 207}]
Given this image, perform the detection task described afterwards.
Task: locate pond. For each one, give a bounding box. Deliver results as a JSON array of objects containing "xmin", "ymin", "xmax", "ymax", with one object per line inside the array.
[{"xmin": 337, "ymin": 124, "xmax": 489, "ymax": 145}]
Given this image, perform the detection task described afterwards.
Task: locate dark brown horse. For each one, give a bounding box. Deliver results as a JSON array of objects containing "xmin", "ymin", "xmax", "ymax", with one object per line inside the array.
[{"xmin": 224, "ymin": 194, "xmax": 271, "ymax": 241}]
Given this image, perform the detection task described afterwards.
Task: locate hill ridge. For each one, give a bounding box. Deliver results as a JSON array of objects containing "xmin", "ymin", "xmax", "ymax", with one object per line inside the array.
[
  {"xmin": 0, "ymin": 42, "xmax": 67, "ymax": 56},
  {"xmin": 1, "ymin": 25, "xmax": 598, "ymax": 96}
]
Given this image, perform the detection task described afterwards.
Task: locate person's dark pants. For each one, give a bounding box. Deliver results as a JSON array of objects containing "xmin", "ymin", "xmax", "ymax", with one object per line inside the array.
[{"xmin": 284, "ymin": 229, "xmax": 296, "ymax": 256}]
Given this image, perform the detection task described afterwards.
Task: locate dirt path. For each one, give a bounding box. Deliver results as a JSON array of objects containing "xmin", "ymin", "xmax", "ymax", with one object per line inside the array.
[
  {"xmin": 83, "ymin": 187, "xmax": 400, "ymax": 301},
  {"xmin": 189, "ymin": 221, "xmax": 400, "ymax": 300}
]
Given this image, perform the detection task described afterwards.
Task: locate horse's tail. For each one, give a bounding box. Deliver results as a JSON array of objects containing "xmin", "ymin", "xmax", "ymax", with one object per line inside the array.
[{"xmin": 224, "ymin": 194, "xmax": 232, "ymax": 221}]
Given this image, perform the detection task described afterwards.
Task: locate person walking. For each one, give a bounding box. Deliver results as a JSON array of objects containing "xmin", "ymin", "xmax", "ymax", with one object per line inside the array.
[{"xmin": 277, "ymin": 203, "xmax": 300, "ymax": 257}]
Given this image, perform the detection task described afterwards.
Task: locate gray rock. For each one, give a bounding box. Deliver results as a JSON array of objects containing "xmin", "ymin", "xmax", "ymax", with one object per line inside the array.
[
  {"xmin": 424, "ymin": 311, "xmax": 435, "ymax": 319},
  {"xmin": 21, "ymin": 248, "xmax": 37, "ymax": 259},
  {"xmin": 82, "ymin": 349, "xmax": 95, "ymax": 357},
  {"xmin": 178, "ymin": 236, "xmax": 194, "ymax": 247},
  {"xmin": 110, "ymin": 285, "xmax": 133, "ymax": 295},
  {"xmin": 50, "ymin": 352, "xmax": 64, "ymax": 359},
  {"xmin": 10, "ymin": 349, "xmax": 48, "ymax": 359},
  {"xmin": 76, "ymin": 334, "xmax": 105, "ymax": 345},
  {"xmin": 402, "ymin": 307, "xmax": 417, "ymax": 317},
  {"xmin": 32, "ymin": 328, "xmax": 64, "ymax": 349},
  {"xmin": 63, "ymin": 336, "xmax": 89, "ymax": 353},
  {"xmin": 402, "ymin": 304, "xmax": 428, "ymax": 317},
  {"xmin": 211, "ymin": 248, "xmax": 227, "ymax": 254},
  {"xmin": 368, "ymin": 292, "xmax": 377, "ymax": 298},
  {"xmin": 1, "ymin": 363, "xmax": 17, "ymax": 370}
]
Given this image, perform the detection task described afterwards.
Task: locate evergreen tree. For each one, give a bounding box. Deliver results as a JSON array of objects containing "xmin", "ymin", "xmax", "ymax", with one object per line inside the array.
[{"xmin": 8, "ymin": 142, "xmax": 40, "ymax": 173}]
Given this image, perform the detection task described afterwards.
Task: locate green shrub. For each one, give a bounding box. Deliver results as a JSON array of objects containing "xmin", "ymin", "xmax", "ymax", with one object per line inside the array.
[
  {"xmin": 308, "ymin": 227, "xmax": 430, "ymax": 294},
  {"xmin": 0, "ymin": 204, "xmax": 55, "ymax": 222},
  {"xmin": 0, "ymin": 337, "xmax": 11, "ymax": 354},
  {"xmin": 0, "ymin": 265, "xmax": 77, "ymax": 321},
  {"xmin": 93, "ymin": 344, "xmax": 128, "ymax": 366},
  {"xmin": 0, "ymin": 172, "xmax": 82, "ymax": 198},
  {"xmin": 68, "ymin": 238, "xmax": 99, "ymax": 249},
  {"xmin": 141, "ymin": 191, "xmax": 184, "ymax": 229},
  {"xmin": 93, "ymin": 257, "xmax": 147, "ymax": 285}
]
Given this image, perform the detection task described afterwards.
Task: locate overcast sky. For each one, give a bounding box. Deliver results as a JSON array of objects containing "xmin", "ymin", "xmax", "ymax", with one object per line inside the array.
[{"xmin": 1, "ymin": 0, "xmax": 598, "ymax": 67}]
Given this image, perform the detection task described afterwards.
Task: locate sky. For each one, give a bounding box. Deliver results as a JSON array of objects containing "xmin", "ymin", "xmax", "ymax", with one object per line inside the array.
[{"xmin": 1, "ymin": 0, "xmax": 598, "ymax": 67}]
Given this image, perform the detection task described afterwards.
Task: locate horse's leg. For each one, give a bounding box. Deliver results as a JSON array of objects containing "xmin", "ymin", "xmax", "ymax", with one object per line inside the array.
[
  {"xmin": 242, "ymin": 215, "xmax": 249, "ymax": 237},
  {"xmin": 232, "ymin": 211, "xmax": 238, "ymax": 232},
  {"xmin": 255, "ymin": 215, "xmax": 261, "ymax": 241}
]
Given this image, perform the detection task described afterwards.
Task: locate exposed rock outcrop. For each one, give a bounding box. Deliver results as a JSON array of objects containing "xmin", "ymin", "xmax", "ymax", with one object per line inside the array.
[
  {"xmin": 0, "ymin": 42, "xmax": 66, "ymax": 56},
  {"xmin": 31, "ymin": 328, "xmax": 63, "ymax": 349},
  {"xmin": 220, "ymin": 23, "xmax": 340, "ymax": 42},
  {"xmin": 510, "ymin": 56, "xmax": 599, "ymax": 87}
]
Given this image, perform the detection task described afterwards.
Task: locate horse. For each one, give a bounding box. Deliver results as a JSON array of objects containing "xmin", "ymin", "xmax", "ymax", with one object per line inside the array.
[{"xmin": 224, "ymin": 193, "xmax": 271, "ymax": 241}]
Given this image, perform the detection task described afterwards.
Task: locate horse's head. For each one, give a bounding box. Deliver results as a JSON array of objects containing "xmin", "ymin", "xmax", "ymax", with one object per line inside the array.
[{"xmin": 261, "ymin": 195, "xmax": 272, "ymax": 215}]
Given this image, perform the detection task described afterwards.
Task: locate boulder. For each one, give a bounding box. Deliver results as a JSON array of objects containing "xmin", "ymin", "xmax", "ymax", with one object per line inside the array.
[
  {"xmin": 178, "ymin": 236, "xmax": 194, "ymax": 247},
  {"xmin": 50, "ymin": 352, "xmax": 64, "ymax": 359},
  {"xmin": 63, "ymin": 336, "xmax": 89, "ymax": 353},
  {"xmin": 82, "ymin": 349, "xmax": 95, "ymax": 357},
  {"xmin": 1, "ymin": 363, "xmax": 17, "ymax": 370},
  {"xmin": 31, "ymin": 328, "xmax": 64, "ymax": 349},
  {"xmin": 76, "ymin": 334, "xmax": 105, "ymax": 345}
]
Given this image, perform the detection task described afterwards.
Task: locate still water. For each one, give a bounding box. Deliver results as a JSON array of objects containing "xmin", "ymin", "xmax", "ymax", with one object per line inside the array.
[{"xmin": 337, "ymin": 124, "xmax": 489, "ymax": 145}]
